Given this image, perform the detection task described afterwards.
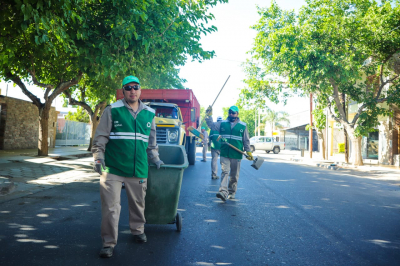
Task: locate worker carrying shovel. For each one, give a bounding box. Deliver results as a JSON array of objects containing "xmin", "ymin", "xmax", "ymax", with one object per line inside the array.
[{"xmin": 205, "ymin": 105, "xmax": 253, "ymax": 201}]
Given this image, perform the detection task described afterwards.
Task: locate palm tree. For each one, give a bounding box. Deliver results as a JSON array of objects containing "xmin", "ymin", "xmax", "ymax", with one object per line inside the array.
[{"xmin": 263, "ymin": 110, "xmax": 290, "ymax": 136}]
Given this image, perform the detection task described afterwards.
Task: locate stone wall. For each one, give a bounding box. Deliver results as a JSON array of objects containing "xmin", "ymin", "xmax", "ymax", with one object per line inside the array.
[{"xmin": 0, "ymin": 96, "xmax": 57, "ymax": 150}]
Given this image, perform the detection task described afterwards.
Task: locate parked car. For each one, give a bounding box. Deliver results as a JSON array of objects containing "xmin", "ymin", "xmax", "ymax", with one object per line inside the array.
[{"xmin": 250, "ymin": 136, "xmax": 285, "ymax": 154}]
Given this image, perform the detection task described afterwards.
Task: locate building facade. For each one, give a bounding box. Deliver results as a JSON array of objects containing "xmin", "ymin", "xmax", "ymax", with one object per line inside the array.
[{"xmin": 0, "ymin": 96, "xmax": 58, "ymax": 150}]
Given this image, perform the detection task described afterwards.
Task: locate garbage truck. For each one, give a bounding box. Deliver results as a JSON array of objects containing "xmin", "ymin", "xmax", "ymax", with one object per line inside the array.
[{"xmin": 116, "ymin": 88, "xmax": 201, "ymax": 165}]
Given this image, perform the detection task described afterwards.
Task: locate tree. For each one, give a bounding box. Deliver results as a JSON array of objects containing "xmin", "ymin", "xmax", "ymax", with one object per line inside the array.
[
  {"xmin": 306, "ymin": 105, "xmax": 327, "ymax": 159},
  {"xmin": 241, "ymin": 0, "xmax": 400, "ymax": 165},
  {"xmin": 262, "ymin": 110, "xmax": 290, "ymax": 136},
  {"xmin": 65, "ymin": 107, "xmax": 90, "ymax": 123},
  {"xmin": 1, "ymin": 0, "xmax": 227, "ymax": 156}
]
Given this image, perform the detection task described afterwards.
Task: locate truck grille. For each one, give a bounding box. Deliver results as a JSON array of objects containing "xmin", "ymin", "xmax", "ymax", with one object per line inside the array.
[{"xmin": 156, "ymin": 128, "xmax": 167, "ymax": 144}]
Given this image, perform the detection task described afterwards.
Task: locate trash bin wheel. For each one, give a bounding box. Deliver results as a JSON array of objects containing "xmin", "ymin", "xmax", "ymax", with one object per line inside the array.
[{"xmin": 176, "ymin": 213, "xmax": 182, "ymax": 232}]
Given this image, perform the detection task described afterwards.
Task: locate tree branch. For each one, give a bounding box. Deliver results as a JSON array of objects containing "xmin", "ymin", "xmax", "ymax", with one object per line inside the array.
[
  {"xmin": 63, "ymin": 89, "xmax": 94, "ymax": 117},
  {"xmin": 5, "ymin": 72, "xmax": 43, "ymax": 108},
  {"xmin": 328, "ymin": 78, "xmax": 348, "ymax": 123},
  {"xmin": 28, "ymin": 70, "xmax": 54, "ymax": 90},
  {"xmin": 326, "ymin": 97, "xmax": 342, "ymax": 124},
  {"xmin": 50, "ymin": 72, "xmax": 83, "ymax": 101}
]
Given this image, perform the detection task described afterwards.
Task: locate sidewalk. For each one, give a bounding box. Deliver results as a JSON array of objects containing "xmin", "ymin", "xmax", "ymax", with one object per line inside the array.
[
  {"xmin": 279, "ymin": 150, "xmax": 400, "ymax": 180},
  {"xmin": 0, "ymin": 146, "xmax": 95, "ymax": 202}
]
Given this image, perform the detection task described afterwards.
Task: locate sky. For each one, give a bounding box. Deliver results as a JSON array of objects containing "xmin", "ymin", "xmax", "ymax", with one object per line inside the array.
[{"xmin": 0, "ymin": 0, "xmax": 308, "ymax": 120}]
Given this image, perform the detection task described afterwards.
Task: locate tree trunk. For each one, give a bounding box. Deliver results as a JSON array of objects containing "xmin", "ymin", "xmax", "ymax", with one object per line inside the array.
[
  {"xmin": 38, "ymin": 105, "xmax": 51, "ymax": 156},
  {"xmin": 316, "ymin": 129, "xmax": 326, "ymax": 160},
  {"xmin": 349, "ymin": 135, "xmax": 364, "ymax": 166},
  {"xmin": 87, "ymin": 114, "xmax": 101, "ymax": 151}
]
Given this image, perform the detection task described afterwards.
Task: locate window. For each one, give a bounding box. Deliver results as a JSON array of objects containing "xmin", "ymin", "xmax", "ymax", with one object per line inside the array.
[
  {"xmin": 151, "ymin": 106, "xmax": 179, "ymax": 119},
  {"xmin": 257, "ymin": 137, "xmax": 265, "ymax": 143},
  {"xmin": 265, "ymin": 137, "xmax": 272, "ymax": 142},
  {"xmin": 367, "ymin": 131, "xmax": 379, "ymax": 159},
  {"xmin": 191, "ymin": 108, "xmax": 196, "ymax": 122}
]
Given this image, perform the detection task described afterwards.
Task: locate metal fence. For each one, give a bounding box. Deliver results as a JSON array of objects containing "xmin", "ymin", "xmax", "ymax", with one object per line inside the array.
[{"xmin": 56, "ymin": 119, "xmax": 90, "ymax": 146}]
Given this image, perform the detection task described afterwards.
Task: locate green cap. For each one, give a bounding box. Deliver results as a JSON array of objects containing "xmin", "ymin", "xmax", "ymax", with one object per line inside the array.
[
  {"xmin": 229, "ymin": 106, "xmax": 239, "ymax": 113},
  {"xmin": 122, "ymin": 75, "xmax": 140, "ymax": 86},
  {"xmin": 201, "ymin": 127, "xmax": 205, "ymax": 130}
]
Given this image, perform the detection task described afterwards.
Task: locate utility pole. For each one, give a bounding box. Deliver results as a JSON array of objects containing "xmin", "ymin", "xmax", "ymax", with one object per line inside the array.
[
  {"xmin": 341, "ymin": 93, "xmax": 349, "ymax": 163},
  {"xmin": 309, "ymin": 93, "xmax": 313, "ymax": 158},
  {"xmin": 254, "ymin": 109, "xmax": 257, "ymax": 136}
]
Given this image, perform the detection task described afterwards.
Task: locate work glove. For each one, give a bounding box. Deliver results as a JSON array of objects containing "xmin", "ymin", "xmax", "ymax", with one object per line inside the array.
[
  {"xmin": 206, "ymin": 105, "xmax": 212, "ymax": 117},
  {"xmin": 94, "ymin": 159, "xmax": 106, "ymax": 175},
  {"xmin": 155, "ymin": 160, "xmax": 164, "ymax": 169},
  {"xmin": 246, "ymin": 151, "xmax": 254, "ymax": 161}
]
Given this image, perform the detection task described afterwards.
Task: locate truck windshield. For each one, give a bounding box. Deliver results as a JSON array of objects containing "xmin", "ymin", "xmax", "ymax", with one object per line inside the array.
[{"xmin": 151, "ymin": 106, "xmax": 179, "ymax": 119}]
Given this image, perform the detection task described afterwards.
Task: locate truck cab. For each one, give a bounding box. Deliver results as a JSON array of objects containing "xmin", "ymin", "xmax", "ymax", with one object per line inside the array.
[{"xmin": 144, "ymin": 102, "xmax": 186, "ymax": 146}]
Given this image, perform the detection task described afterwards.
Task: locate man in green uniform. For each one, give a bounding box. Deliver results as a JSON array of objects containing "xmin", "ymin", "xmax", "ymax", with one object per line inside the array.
[
  {"xmin": 201, "ymin": 127, "xmax": 209, "ymax": 162},
  {"xmin": 209, "ymin": 116, "xmax": 223, "ymax": 179},
  {"xmin": 92, "ymin": 75, "xmax": 164, "ymax": 258},
  {"xmin": 205, "ymin": 106, "xmax": 253, "ymax": 201}
]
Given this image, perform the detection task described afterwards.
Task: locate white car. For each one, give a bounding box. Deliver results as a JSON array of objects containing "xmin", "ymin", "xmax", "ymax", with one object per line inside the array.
[{"xmin": 250, "ymin": 136, "xmax": 285, "ymax": 154}]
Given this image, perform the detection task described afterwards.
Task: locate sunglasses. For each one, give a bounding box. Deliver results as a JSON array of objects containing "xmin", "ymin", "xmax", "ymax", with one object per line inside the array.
[
  {"xmin": 229, "ymin": 110, "xmax": 237, "ymax": 115},
  {"xmin": 123, "ymin": 85, "xmax": 140, "ymax": 91}
]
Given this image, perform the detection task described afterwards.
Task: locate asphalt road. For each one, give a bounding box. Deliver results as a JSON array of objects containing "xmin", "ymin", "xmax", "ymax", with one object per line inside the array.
[{"xmin": 1, "ymin": 149, "xmax": 400, "ymax": 265}]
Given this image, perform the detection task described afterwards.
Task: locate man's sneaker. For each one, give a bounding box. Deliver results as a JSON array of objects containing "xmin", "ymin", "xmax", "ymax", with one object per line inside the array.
[
  {"xmin": 99, "ymin": 246, "xmax": 114, "ymax": 258},
  {"xmin": 201, "ymin": 160, "xmax": 207, "ymax": 162},
  {"xmin": 216, "ymin": 192, "xmax": 227, "ymax": 201},
  {"xmin": 211, "ymin": 176, "xmax": 220, "ymax": 179},
  {"xmin": 133, "ymin": 233, "xmax": 147, "ymax": 243},
  {"xmin": 228, "ymin": 194, "xmax": 235, "ymax": 199}
]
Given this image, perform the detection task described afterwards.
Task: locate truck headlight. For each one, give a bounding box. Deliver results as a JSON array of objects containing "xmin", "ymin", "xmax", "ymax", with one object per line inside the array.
[{"xmin": 168, "ymin": 128, "xmax": 179, "ymax": 143}]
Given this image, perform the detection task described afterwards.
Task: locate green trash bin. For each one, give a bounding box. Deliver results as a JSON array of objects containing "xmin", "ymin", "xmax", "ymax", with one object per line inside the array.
[{"xmin": 145, "ymin": 144, "xmax": 188, "ymax": 232}]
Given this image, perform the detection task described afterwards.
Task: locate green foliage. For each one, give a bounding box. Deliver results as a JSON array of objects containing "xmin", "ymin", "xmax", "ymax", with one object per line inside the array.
[
  {"xmin": 200, "ymin": 106, "xmax": 209, "ymax": 130},
  {"xmin": 312, "ymin": 105, "xmax": 326, "ymax": 130},
  {"xmin": 241, "ymin": 0, "xmax": 400, "ymax": 139},
  {"xmin": 65, "ymin": 107, "xmax": 90, "ymax": 123},
  {"xmin": 262, "ymin": 109, "xmax": 290, "ymax": 130},
  {"xmin": 338, "ymin": 143, "xmax": 345, "ymax": 153}
]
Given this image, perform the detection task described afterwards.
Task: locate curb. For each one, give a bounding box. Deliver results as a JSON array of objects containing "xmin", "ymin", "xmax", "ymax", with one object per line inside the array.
[{"xmin": 290, "ymin": 158, "xmax": 341, "ymax": 171}]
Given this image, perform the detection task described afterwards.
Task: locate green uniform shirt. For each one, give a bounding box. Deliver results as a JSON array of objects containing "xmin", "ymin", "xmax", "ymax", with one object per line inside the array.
[
  {"xmin": 209, "ymin": 129, "xmax": 221, "ymax": 150},
  {"xmin": 219, "ymin": 120, "xmax": 247, "ymax": 159},
  {"xmin": 104, "ymin": 100, "xmax": 155, "ymax": 178}
]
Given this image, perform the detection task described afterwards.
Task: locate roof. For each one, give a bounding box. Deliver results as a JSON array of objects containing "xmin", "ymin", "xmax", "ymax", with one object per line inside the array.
[
  {"xmin": 144, "ymin": 102, "xmax": 178, "ymax": 108},
  {"xmin": 283, "ymin": 124, "xmax": 308, "ymax": 131}
]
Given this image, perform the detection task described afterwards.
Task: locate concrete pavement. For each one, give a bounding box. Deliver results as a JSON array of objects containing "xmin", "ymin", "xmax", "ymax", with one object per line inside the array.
[{"xmin": 0, "ymin": 145, "xmax": 94, "ymax": 202}]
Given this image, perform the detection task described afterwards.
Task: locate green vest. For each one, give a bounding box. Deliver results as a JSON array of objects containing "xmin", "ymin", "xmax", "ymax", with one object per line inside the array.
[
  {"xmin": 209, "ymin": 130, "xmax": 221, "ymax": 150},
  {"xmin": 104, "ymin": 100, "xmax": 155, "ymax": 178},
  {"xmin": 219, "ymin": 120, "xmax": 246, "ymax": 159}
]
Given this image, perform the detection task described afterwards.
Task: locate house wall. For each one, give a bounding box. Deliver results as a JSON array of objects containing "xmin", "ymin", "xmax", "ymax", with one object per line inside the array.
[{"xmin": 0, "ymin": 96, "xmax": 57, "ymax": 150}]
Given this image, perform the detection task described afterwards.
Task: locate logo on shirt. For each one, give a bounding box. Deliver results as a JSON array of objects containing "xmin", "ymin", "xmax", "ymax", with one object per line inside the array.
[
  {"xmin": 114, "ymin": 121, "xmax": 122, "ymax": 127},
  {"xmin": 147, "ymin": 122, "xmax": 151, "ymax": 128},
  {"xmin": 240, "ymin": 129, "xmax": 244, "ymax": 132}
]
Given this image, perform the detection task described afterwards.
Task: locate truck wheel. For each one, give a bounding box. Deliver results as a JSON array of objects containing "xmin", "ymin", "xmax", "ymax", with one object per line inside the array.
[
  {"xmin": 265, "ymin": 151, "xmax": 270, "ymax": 154},
  {"xmin": 250, "ymin": 145, "xmax": 255, "ymax": 152},
  {"xmin": 188, "ymin": 139, "xmax": 196, "ymax": 165},
  {"xmin": 273, "ymin": 146, "xmax": 280, "ymax": 154}
]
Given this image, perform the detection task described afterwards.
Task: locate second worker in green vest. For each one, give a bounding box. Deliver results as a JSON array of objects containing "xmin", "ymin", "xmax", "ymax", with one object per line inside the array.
[
  {"xmin": 209, "ymin": 116, "xmax": 223, "ymax": 179},
  {"xmin": 206, "ymin": 106, "xmax": 253, "ymax": 201}
]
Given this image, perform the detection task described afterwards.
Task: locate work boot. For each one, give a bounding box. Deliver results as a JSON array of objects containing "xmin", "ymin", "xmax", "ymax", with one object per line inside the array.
[
  {"xmin": 133, "ymin": 233, "xmax": 147, "ymax": 243},
  {"xmin": 201, "ymin": 159, "xmax": 207, "ymax": 162},
  {"xmin": 216, "ymin": 192, "xmax": 227, "ymax": 202},
  {"xmin": 211, "ymin": 175, "xmax": 220, "ymax": 179},
  {"xmin": 99, "ymin": 246, "xmax": 114, "ymax": 258},
  {"xmin": 228, "ymin": 193, "xmax": 235, "ymax": 199}
]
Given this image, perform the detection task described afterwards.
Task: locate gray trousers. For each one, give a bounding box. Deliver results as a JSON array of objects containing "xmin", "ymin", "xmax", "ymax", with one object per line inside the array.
[
  {"xmin": 219, "ymin": 156, "xmax": 241, "ymax": 197},
  {"xmin": 211, "ymin": 148, "xmax": 220, "ymax": 178},
  {"xmin": 202, "ymin": 143, "xmax": 208, "ymax": 160},
  {"xmin": 100, "ymin": 172, "xmax": 147, "ymax": 248}
]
